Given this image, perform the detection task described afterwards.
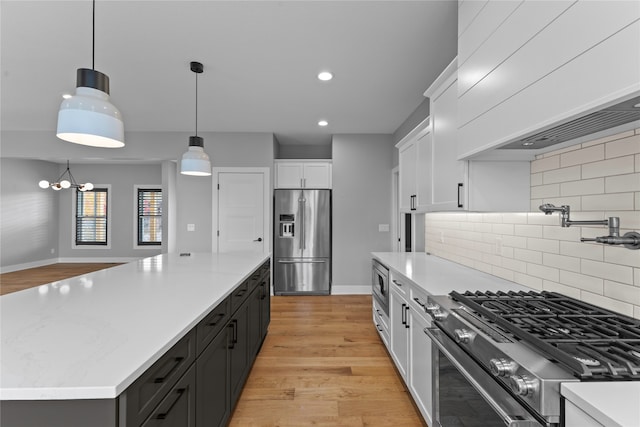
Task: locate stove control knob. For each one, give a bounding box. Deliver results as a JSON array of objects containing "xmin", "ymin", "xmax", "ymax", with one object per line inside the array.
[
  {"xmin": 489, "ymin": 358, "xmax": 516, "ymax": 377},
  {"xmin": 453, "ymin": 328, "xmax": 473, "ymax": 344},
  {"xmin": 429, "ymin": 309, "xmax": 446, "ymax": 322},
  {"xmin": 509, "ymin": 375, "xmax": 537, "ymax": 397}
]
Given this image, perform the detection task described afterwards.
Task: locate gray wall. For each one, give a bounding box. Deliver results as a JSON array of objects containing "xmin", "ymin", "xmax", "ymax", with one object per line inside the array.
[
  {"xmin": 56, "ymin": 163, "xmax": 162, "ymax": 259},
  {"xmin": 332, "ymin": 134, "xmax": 394, "ymax": 293},
  {"xmin": 0, "ymin": 159, "xmax": 60, "ymax": 269},
  {"xmin": 276, "ymin": 144, "xmax": 332, "ymax": 159},
  {"xmin": 392, "ymin": 97, "xmax": 430, "ymax": 167}
]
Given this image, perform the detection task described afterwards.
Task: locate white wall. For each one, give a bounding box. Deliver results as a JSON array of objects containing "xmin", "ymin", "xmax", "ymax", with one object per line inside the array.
[
  {"xmin": 0, "ymin": 159, "xmax": 60, "ymax": 270},
  {"xmin": 332, "ymin": 134, "xmax": 394, "ymax": 293},
  {"xmin": 425, "ymin": 129, "xmax": 640, "ymax": 319}
]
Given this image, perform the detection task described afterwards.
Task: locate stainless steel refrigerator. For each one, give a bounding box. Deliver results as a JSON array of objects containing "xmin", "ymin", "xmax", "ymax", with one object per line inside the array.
[{"xmin": 273, "ymin": 189, "xmax": 331, "ymax": 295}]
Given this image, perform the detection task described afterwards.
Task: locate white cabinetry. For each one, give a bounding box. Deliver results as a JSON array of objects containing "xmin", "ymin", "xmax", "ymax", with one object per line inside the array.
[
  {"xmin": 389, "ymin": 274, "xmax": 410, "ymax": 380},
  {"xmin": 425, "ymin": 61, "xmax": 467, "ymax": 211},
  {"xmin": 564, "ymin": 400, "xmax": 604, "ymax": 427},
  {"xmin": 397, "ymin": 121, "xmax": 431, "ymax": 212},
  {"xmin": 274, "ymin": 161, "xmax": 332, "ymax": 189},
  {"xmin": 457, "ymin": 0, "xmax": 640, "ymax": 159},
  {"xmin": 383, "ymin": 269, "xmax": 433, "ymax": 425}
]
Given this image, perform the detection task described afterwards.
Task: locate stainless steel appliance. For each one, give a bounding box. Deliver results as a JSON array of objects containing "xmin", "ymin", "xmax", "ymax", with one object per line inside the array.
[
  {"xmin": 273, "ymin": 189, "xmax": 331, "ymax": 295},
  {"xmin": 424, "ymin": 290, "xmax": 640, "ymax": 427},
  {"xmin": 371, "ymin": 259, "xmax": 389, "ymax": 316}
]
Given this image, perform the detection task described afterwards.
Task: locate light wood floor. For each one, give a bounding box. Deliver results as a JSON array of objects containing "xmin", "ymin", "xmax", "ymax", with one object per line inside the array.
[
  {"xmin": 230, "ymin": 295, "xmax": 427, "ymax": 426},
  {"xmin": 0, "ymin": 265, "xmax": 427, "ymax": 426},
  {"xmin": 0, "ymin": 263, "xmax": 122, "ymax": 296}
]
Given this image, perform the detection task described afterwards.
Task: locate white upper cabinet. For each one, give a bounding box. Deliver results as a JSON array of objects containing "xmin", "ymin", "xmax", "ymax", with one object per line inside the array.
[
  {"xmin": 457, "ymin": 0, "xmax": 640, "ymax": 159},
  {"xmin": 274, "ymin": 161, "xmax": 332, "ymax": 189},
  {"xmin": 397, "ymin": 117, "xmax": 431, "ymax": 212}
]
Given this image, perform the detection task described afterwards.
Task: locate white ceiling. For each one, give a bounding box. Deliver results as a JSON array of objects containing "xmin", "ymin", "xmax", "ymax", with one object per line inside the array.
[{"xmin": 1, "ymin": 1, "xmax": 458, "ymax": 148}]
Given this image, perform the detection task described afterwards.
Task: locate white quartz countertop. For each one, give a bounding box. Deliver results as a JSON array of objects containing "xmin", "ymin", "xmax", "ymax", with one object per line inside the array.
[
  {"xmin": 562, "ymin": 382, "xmax": 640, "ymax": 427},
  {"xmin": 372, "ymin": 252, "xmax": 532, "ymax": 295},
  {"xmin": 0, "ymin": 252, "xmax": 270, "ymax": 401}
]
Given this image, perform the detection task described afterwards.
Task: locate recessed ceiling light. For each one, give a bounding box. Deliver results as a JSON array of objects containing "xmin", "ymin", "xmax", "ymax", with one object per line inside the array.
[
  {"xmin": 317, "ymin": 71, "xmax": 333, "ymax": 81},
  {"xmin": 318, "ymin": 120, "xmax": 328, "ymax": 127},
  {"xmin": 522, "ymin": 142, "xmax": 535, "ymax": 146}
]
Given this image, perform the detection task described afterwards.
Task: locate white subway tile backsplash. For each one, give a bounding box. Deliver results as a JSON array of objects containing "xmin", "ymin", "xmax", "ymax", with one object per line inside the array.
[
  {"xmin": 527, "ymin": 263, "xmax": 560, "ymax": 282},
  {"xmin": 531, "ymin": 172, "xmax": 543, "ymax": 186},
  {"xmin": 502, "ymin": 257, "xmax": 527, "ymax": 273},
  {"xmin": 582, "ymin": 156, "xmax": 635, "ymax": 179},
  {"xmin": 527, "ymin": 237, "xmax": 559, "ymax": 254},
  {"xmin": 560, "ymin": 270, "xmax": 604, "ymax": 294},
  {"xmin": 580, "ymin": 292, "xmax": 634, "ymax": 317},
  {"xmin": 492, "ymin": 266, "xmax": 515, "ymax": 281},
  {"xmin": 605, "ymin": 134, "xmax": 640, "ymax": 159},
  {"xmin": 604, "ymin": 246, "xmax": 640, "ymax": 269},
  {"xmin": 543, "ymin": 165, "xmax": 581, "ymax": 184},
  {"xmin": 582, "ymin": 130, "xmax": 635, "ymax": 148},
  {"xmin": 502, "ymin": 213, "xmax": 529, "ymax": 224},
  {"xmin": 514, "ymin": 248, "xmax": 543, "ymax": 264},
  {"xmin": 581, "ymin": 259, "xmax": 634, "ymax": 285},
  {"xmin": 514, "ymin": 272, "xmax": 543, "ymax": 290},
  {"xmin": 491, "ymin": 223, "xmax": 514, "ymax": 235},
  {"xmin": 560, "ymin": 178, "xmax": 604, "ymax": 196},
  {"xmin": 559, "ymin": 241, "xmax": 603, "ymax": 261},
  {"xmin": 542, "ymin": 225, "xmax": 582, "ymax": 242},
  {"xmin": 531, "ymin": 155, "xmax": 559, "ymax": 173},
  {"xmin": 581, "ymin": 193, "xmax": 635, "ymax": 211},
  {"xmin": 515, "ymin": 224, "xmax": 543, "ymax": 238},
  {"xmin": 604, "ymin": 280, "xmax": 640, "ymax": 305},
  {"xmin": 543, "ymin": 253, "xmax": 581, "ymax": 272},
  {"xmin": 502, "ymin": 235, "xmax": 528, "ymax": 249},
  {"xmin": 636, "ymin": 192, "xmax": 640, "ymax": 210},
  {"xmin": 527, "ymin": 213, "xmax": 562, "ymax": 226},
  {"xmin": 636, "ymin": 154, "xmax": 640, "ymax": 172},
  {"xmin": 560, "ymin": 145, "xmax": 604, "ymax": 168},
  {"xmin": 543, "ymin": 280, "xmax": 581, "ymax": 299},
  {"xmin": 531, "ymin": 183, "xmax": 560, "ymax": 199},
  {"xmin": 605, "ymin": 173, "xmax": 640, "ymax": 193}
]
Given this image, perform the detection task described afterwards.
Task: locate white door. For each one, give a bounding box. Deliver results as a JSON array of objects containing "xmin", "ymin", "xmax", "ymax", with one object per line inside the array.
[{"xmin": 213, "ymin": 168, "xmax": 270, "ymax": 253}]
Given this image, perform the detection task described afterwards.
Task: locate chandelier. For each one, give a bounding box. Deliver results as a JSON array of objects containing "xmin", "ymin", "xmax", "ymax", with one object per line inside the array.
[{"xmin": 39, "ymin": 161, "xmax": 94, "ymax": 191}]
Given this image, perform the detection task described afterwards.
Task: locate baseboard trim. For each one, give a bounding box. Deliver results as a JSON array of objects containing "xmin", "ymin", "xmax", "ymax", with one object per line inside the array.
[
  {"xmin": 0, "ymin": 258, "xmax": 58, "ymax": 274},
  {"xmin": 1, "ymin": 257, "xmax": 139, "ymax": 274},
  {"xmin": 331, "ymin": 284, "xmax": 371, "ymax": 295}
]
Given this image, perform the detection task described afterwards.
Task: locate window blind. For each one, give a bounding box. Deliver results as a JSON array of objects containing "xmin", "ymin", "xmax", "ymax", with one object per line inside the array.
[
  {"xmin": 138, "ymin": 189, "xmax": 162, "ymax": 245},
  {"xmin": 76, "ymin": 188, "xmax": 108, "ymax": 245}
]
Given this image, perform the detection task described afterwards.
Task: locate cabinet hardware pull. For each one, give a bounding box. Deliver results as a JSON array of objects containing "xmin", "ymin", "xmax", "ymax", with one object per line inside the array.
[
  {"xmin": 227, "ymin": 323, "xmax": 236, "ymax": 349},
  {"xmin": 154, "ymin": 388, "xmax": 186, "ymax": 420},
  {"xmin": 413, "ymin": 297, "xmax": 426, "ymax": 308},
  {"xmin": 457, "ymin": 183, "xmax": 463, "ymax": 208},
  {"xmin": 376, "ymin": 325, "xmax": 383, "ymax": 332},
  {"xmin": 405, "ymin": 305, "xmax": 410, "ymax": 329},
  {"xmin": 392, "ymin": 279, "xmax": 401, "ymax": 287},
  {"xmin": 207, "ymin": 313, "xmax": 226, "ymax": 326},
  {"xmin": 401, "ymin": 303, "xmax": 407, "ymax": 325},
  {"xmin": 153, "ymin": 356, "xmax": 185, "ymax": 384}
]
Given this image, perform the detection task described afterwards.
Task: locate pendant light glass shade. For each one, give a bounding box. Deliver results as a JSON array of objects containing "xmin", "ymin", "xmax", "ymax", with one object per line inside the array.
[
  {"xmin": 181, "ymin": 136, "xmax": 212, "ymax": 176},
  {"xmin": 180, "ymin": 62, "xmax": 211, "ymax": 176}
]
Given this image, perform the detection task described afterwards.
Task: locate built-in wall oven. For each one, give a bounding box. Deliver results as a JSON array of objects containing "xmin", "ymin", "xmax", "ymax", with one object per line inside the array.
[
  {"xmin": 423, "ymin": 290, "xmax": 640, "ymax": 427},
  {"xmin": 371, "ymin": 259, "xmax": 389, "ymax": 316}
]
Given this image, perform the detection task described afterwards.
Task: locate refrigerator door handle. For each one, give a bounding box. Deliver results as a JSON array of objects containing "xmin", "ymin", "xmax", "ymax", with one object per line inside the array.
[
  {"xmin": 277, "ymin": 259, "xmax": 326, "ymax": 264},
  {"xmin": 299, "ymin": 195, "xmax": 306, "ymax": 250}
]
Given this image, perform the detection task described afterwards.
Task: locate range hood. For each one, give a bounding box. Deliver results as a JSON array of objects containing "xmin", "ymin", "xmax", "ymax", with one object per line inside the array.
[{"xmin": 499, "ymin": 95, "xmax": 640, "ymax": 150}]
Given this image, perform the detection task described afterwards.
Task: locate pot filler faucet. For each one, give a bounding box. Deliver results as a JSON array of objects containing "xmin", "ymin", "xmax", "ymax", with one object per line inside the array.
[{"xmin": 539, "ymin": 204, "xmax": 640, "ymax": 250}]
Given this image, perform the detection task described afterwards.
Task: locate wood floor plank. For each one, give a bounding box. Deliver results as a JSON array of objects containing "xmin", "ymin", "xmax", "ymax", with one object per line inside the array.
[{"xmin": 230, "ymin": 295, "xmax": 427, "ymax": 427}]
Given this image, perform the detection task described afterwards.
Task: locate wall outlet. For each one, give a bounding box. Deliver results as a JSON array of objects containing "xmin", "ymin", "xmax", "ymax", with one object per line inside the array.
[
  {"xmin": 187, "ymin": 224, "xmax": 195, "ymax": 232},
  {"xmin": 378, "ymin": 224, "xmax": 390, "ymax": 232},
  {"xmin": 439, "ymin": 232, "xmax": 445, "ymax": 243}
]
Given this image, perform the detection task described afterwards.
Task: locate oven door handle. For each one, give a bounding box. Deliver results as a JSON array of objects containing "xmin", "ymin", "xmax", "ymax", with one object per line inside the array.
[{"xmin": 424, "ymin": 327, "xmax": 543, "ymax": 427}]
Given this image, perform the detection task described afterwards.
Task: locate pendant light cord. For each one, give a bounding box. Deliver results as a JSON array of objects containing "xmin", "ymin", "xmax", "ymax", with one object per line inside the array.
[
  {"xmin": 92, "ymin": 0, "xmax": 95, "ymax": 70},
  {"xmin": 195, "ymin": 70, "xmax": 198, "ymax": 137}
]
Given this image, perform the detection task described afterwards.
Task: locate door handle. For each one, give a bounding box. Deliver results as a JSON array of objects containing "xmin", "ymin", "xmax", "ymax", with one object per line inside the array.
[
  {"xmin": 457, "ymin": 183, "xmax": 464, "ymax": 208},
  {"xmin": 254, "ymin": 237, "xmax": 262, "ymax": 242}
]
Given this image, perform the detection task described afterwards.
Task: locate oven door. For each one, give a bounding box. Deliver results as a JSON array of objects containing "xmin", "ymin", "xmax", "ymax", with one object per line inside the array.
[{"xmin": 424, "ymin": 327, "xmax": 544, "ymax": 427}]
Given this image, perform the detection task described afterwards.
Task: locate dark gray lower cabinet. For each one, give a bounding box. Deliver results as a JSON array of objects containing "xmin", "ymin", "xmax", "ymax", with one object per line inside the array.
[
  {"xmin": 196, "ymin": 326, "xmax": 230, "ymax": 427},
  {"xmin": 229, "ymin": 298, "xmax": 251, "ymax": 407}
]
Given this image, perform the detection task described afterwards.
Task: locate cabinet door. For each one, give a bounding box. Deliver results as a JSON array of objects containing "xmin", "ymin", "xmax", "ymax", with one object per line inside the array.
[
  {"xmin": 431, "ymin": 76, "xmax": 466, "ymax": 211},
  {"xmin": 302, "ymin": 163, "xmax": 332, "ymax": 189},
  {"xmin": 398, "ymin": 142, "xmax": 417, "ymax": 211},
  {"xmin": 275, "ymin": 163, "xmax": 304, "ymax": 188},
  {"xmin": 247, "ymin": 285, "xmax": 262, "ymax": 359},
  {"xmin": 259, "ymin": 274, "xmax": 271, "ymax": 340},
  {"xmin": 229, "ymin": 301, "xmax": 250, "ymax": 407},
  {"xmin": 196, "ymin": 327, "xmax": 230, "ymax": 427},
  {"xmin": 389, "ymin": 285, "xmax": 409, "ymax": 380},
  {"xmin": 415, "ymin": 131, "xmax": 433, "ymax": 211},
  {"xmin": 409, "ymin": 313, "xmax": 433, "ymax": 426},
  {"xmin": 141, "ymin": 365, "xmax": 196, "ymax": 427}
]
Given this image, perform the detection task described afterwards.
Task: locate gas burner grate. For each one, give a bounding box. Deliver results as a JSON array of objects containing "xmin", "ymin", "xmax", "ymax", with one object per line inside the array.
[{"xmin": 450, "ymin": 290, "xmax": 640, "ymax": 380}]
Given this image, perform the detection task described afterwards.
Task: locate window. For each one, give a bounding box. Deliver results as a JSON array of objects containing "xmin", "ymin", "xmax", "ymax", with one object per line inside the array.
[
  {"xmin": 137, "ymin": 188, "xmax": 162, "ymax": 246},
  {"xmin": 75, "ymin": 188, "xmax": 108, "ymax": 246}
]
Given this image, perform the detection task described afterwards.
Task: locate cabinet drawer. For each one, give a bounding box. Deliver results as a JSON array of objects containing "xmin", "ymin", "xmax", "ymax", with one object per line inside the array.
[
  {"xmin": 141, "ymin": 364, "xmax": 196, "ymax": 427},
  {"xmin": 409, "ymin": 285, "xmax": 433, "ymax": 325},
  {"xmin": 122, "ymin": 331, "xmax": 196, "ymax": 426},
  {"xmin": 389, "ymin": 274, "xmax": 410, "ymax": 298},
  {"xmin": 196, "ymin": 297, "xmax": 231, "ymax": 355},
  {"xmin": 231, "ymin": 280, "xmax": 251, "ymax": 313}
]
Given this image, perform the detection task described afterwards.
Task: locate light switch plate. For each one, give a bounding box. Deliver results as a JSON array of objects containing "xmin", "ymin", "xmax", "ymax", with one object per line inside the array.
[
  {"xmin": 378, "ymin": 224, "xmax": 390, "ymax": 232},
  {"xmin": 187, "ymin": 224, "xmax": 195, "ymax": 232}
]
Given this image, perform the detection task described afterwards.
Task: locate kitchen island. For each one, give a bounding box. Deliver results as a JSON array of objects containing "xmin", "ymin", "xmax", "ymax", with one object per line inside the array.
[{"xmin": 1, "ymin": 252, "xmax": 270, "ymax": 426}]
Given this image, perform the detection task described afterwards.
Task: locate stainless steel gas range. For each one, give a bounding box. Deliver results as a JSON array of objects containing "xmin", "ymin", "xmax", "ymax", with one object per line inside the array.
[{"xmin": 424, "ymin": 290, "xmax": 640, "ymax": 427}]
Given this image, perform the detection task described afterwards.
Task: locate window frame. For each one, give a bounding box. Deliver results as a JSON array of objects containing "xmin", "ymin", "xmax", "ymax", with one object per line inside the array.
[
  {"xmin": 134, "ymin": 185, "xmax": 163, "ymax": 249},
  {"xmin": 72, "ymin": 184, "xmax": 112, "ymax": 249}
]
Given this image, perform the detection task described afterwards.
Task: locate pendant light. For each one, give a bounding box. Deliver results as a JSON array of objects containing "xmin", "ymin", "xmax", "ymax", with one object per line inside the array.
[
  {"xmin": 180, "ymin": 61, "xmax": 212, "ymax": 176},
  {"xmin": 38, "ymin": 161, "xmax": 94, "ymax": 191},
  {"xmin": 56, "ymin": 0, "xmax": 124, "ymax": 148}
]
